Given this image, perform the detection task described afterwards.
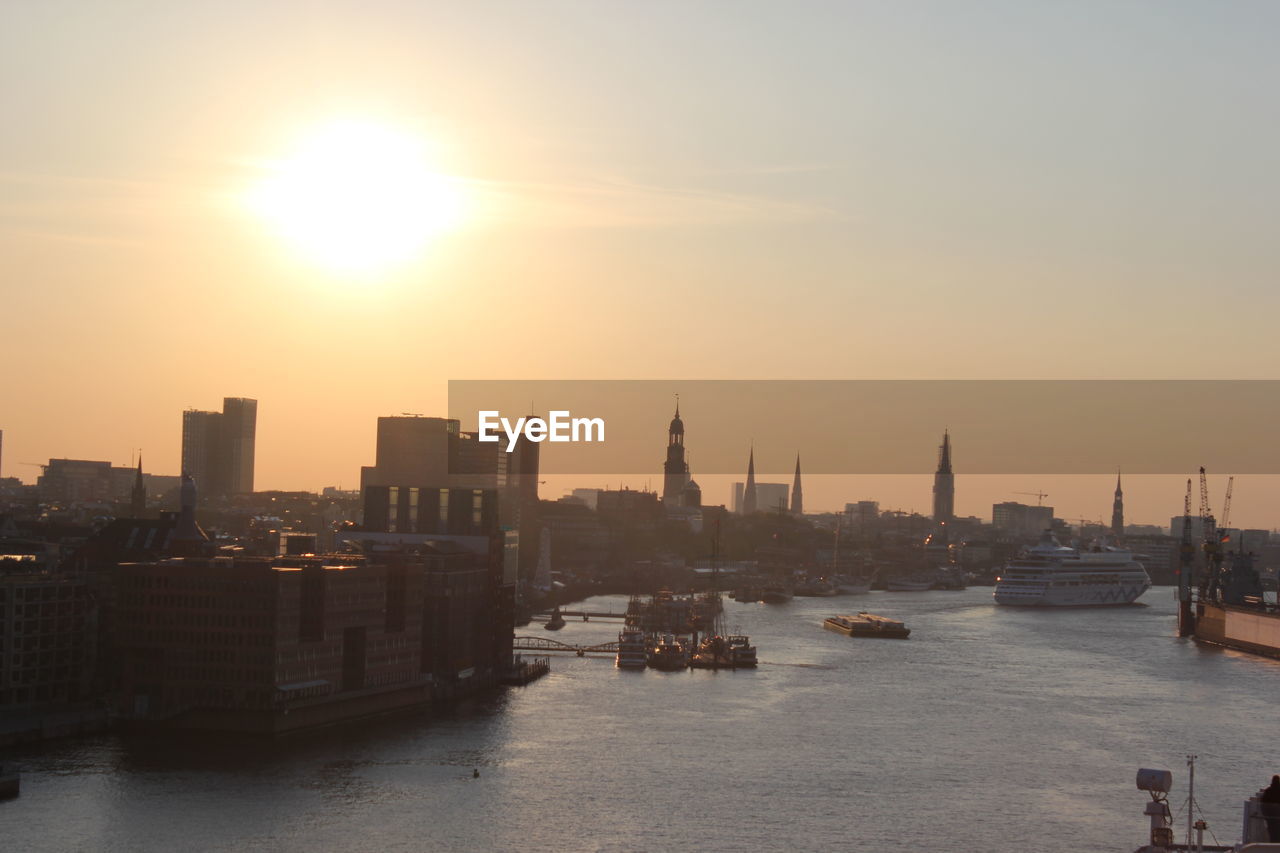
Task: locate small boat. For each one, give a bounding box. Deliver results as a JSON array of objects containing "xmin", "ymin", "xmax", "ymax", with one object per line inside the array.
[
  {"xmin": 544, "ymin": 607, "xmax": 566, "ymax": 631},
  {"xmin": 615, "ymin": 627, "xmax": 648, "ymax": 669},
  {"xmin": 647, "ymin": 633, "xmax": 689, "ymax": 670},
  {"xmin": 726, "ymin": 634, "xmax": 758, "ymax": 668},
  {"xmin": 824, "ymin": 612, "xmax": 910, "ymax": 639},
  {"xmin": 0, "ymin": 763, "xmax": 18, "ymax": 799}
]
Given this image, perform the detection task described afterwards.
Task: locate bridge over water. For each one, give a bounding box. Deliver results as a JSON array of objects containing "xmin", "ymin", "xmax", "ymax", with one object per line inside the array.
[{"xmin": 512, "ymin": 635, "xmax": 621, "ymax": 656}]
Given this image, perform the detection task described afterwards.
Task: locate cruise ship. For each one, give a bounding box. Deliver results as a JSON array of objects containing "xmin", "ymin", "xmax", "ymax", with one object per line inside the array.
[{"xmin": 993, "ymin": 531, "xmax": 1151, "ymax": 606}]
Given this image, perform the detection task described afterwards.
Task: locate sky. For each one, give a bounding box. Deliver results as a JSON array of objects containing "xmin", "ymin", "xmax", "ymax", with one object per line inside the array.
[{"xmin": 3, "ymin": 1, "xmax": 1279, "ymax": 526}]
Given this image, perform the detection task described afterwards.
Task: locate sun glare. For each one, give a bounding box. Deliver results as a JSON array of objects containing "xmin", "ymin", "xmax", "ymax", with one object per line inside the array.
[{"xmin": 248, "ymin": 120, "xmax": 465, "ymax": 275}]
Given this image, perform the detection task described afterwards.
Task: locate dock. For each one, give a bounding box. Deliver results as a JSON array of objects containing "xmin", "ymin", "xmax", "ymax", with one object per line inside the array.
[{"xmin": 500, "ymin": 655, "xmax": 551, "ymax": 685}]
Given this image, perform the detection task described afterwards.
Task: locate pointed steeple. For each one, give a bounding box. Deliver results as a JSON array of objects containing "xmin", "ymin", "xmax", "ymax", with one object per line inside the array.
[
  {"xmin": 742, "ymin": 446, "xmax": 757, "ymax": 515},
  {"xmin": 932, "ymin": 430, "xmax": 955, "ymax": 523},
  {"xmin": 130, "ymin": 453, "xmax": 147, "ymax": 517},
  {"xmin": 790, "ymin": 454, "xmax": 803, "ymax": 516},
  {"xmin": 1111, "ymin": 468, "xmax": 1124, "ymax": 538}
]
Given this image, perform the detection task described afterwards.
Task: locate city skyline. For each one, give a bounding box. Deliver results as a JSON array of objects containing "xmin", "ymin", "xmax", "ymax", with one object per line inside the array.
[{"xmin": 5, "ymin": 3, "xmax": 1280, "ymax": 527}]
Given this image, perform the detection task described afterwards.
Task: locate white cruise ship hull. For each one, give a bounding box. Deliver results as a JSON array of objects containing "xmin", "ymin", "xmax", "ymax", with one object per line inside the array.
[{"xmin": 993, "ymin": 577, "xmax": 1150, "ymax": 606}]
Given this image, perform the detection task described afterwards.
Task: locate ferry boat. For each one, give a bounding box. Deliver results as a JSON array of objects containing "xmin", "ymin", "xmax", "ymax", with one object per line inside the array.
[
  {"xmin": 726, "ymin": 635, "xmax": 757, "ymax": 668},
  {"xmin": 823, "ymin": 612, "xmax": 910, "ymax": 639},
  {"xmin": 615, "ymin": 627, "xmax": 648, "ymax": 669},
  {"xmin": 994, "ymin": 531, "xmax": 1151, "ymax": 606},
  {"xmin": 647, "ymin": 633, "xmax": 689, "ymax": 670},
  {"xmin": 544, "ymin": 607, "xmax": 566, "ymax": 631}
]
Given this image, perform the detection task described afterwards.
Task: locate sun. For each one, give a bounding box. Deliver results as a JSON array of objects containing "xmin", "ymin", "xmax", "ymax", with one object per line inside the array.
[{"xmin": 247, "ymin": 119, "xmax": 466, "ymax": 275}]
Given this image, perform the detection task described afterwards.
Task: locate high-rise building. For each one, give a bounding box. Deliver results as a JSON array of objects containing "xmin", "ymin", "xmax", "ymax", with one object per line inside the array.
[
  {"xmin": 221, "ymin": 397, "xmax": 257, "ymax": 494},
  {"xmin": 181, "ymin": 397, "xmax": 257, "ymax": 497},
  {"xmin": 661, "ymin": 400, "xmax": 691, "ymax": 507},
  {"xmin": 932, "ymin": 431, "xmax": 954, "ymax": 523},
  {"xmin": 182, "ymin": 409, "xmax": 221, "ymax": 493},
  {"xmin": 1111, "ymin": 470, "xmax": 1124, "ymax": 538}
]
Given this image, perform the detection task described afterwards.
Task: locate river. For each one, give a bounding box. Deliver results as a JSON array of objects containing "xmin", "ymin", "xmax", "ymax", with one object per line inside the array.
[{"xmin": 6, "ymin": 587, "xmax": 1280, "ymax": 852}]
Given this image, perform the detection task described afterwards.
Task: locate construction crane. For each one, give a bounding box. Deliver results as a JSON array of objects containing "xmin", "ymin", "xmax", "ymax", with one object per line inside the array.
[
  {"xmin": 1014, "ymin": 491, "xmax": 1049, "ymax": 506},
  {"xmin": 1221, "ymin": 476, "xmax": 1234, "ymax": 531},
  {"xmin": 1178, "ymin": 477, "xmax": 1195, "ymax": 636},
  {"xmin": 1198, "ymin": 467, "xmax": 1211, "ymax": 523}
]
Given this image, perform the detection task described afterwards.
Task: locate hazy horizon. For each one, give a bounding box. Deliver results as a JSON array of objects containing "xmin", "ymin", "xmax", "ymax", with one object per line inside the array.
[{"xmin": 5, "ymin": 1, "xmax": 1279, "ymax": 526}]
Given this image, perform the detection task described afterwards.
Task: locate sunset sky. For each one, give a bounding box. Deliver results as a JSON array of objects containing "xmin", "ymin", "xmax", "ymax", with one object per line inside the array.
[{"xmin": 4, "ymin": 2, "xmax": 1279, "ymax": 526}]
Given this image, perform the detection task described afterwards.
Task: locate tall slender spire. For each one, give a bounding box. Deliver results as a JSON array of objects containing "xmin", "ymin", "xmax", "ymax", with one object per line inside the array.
[
  {"xmin": 742, "ymin": 446, "xmax": 757, "ymax": 514},
  {"xmin": 937, "ymin": 430, "xmax": 952, "ymax": 474},
  {"xmin": 130, "ymin": 453, "xmax": 147, "ymax": 517},
  {"xmin": 932, "ymin": 430, "xmax": 955, "ymax": 523},
  {"xmin": 790, "ymin": 454, "xmax": 803, "ymax": 517},
  {"xmin": 1111, "ymin": 468, "xmax": 1124, "ymax": 538}
]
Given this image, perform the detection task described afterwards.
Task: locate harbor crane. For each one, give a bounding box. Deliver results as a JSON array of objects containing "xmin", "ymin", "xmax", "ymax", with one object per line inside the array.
[
  {"xmin": 1221, "ymin": 476, "xmax": 1234, "ymax": 531},
  {"xmin": 1177, "ymin": 478, "xmax": 1195, "ymax": 636},
  {"xmin": 1014, "ymin": 490, "xmax": 1049, "ymax": 506}
]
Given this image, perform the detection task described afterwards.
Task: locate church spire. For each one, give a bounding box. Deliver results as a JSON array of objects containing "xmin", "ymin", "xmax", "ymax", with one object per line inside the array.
[
  {"xmin": 1111, "ymin": 468, "xmax": 1124, "ymax": 538},
  {"xmin": 130, "ymin": 453, "xmax": 147, "ymax": 517},
  {"xmin": 932, "ymin": 431, "xmax": 955, "ymax": 523},
  {"xmin": 741, "ymin": 446, "xmax": 757, "ymax": 514},
  {"xmin": 662, "ymin": 395, "xmax": 690, "ymax": 507},
  {"xmin": 790, "ymin": 453, "xmax": 803, "ymax": 517}
]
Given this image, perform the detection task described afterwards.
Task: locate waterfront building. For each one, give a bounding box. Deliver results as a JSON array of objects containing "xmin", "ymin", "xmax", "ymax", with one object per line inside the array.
[
  {"xmin": 0, "ymin": 571, "xmax": 96, "ymax": 712},
  {"xmin": 932, "ymin": 431, "xmax": 954, "ymax": 523},
  {"xmin": 112, "ymin": 555, "xmax": 426, "ymax": 731}
]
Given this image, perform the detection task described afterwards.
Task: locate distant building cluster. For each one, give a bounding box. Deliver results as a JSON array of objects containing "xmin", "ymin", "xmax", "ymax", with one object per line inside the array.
[{"xmin": 4, "ymin": 397, "xmax": 1278, "ymax": 745}]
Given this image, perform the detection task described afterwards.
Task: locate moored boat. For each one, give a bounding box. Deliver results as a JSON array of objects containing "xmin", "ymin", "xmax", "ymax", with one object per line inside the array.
[
  {"xmin": 689, "ymin": 634, "xmax": 733, "ymax": 669},
  {"xmin": 795, "ymin": 576, "xmax": 839, "ymax": 597},
  {"xmin": 835, "ymin": 575, "xmax": 872, "ymax": 595},
  {"xmin": 823, "ymin": 612, "xmax": 910, "ymax": 639},
  {"xmin": 615, "ymin": 627, "xmax": 648, "ymax": 669},
  {"xmin": 726, "ymin": 634, "xmax": 757, "ymax": 667},
  {"xmin": 886, "ymin": 578, "xmax": 933, "ymax": 592},
  {"xmin": 647, "ymin": 633, "xmax": 689, "ymax": 670}
]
